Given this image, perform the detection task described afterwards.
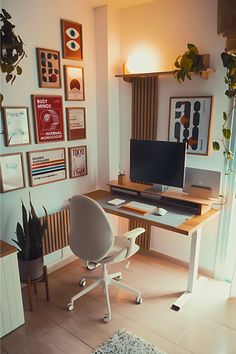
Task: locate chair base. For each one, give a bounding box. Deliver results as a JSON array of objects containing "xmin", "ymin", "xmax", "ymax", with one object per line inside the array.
[{"xmin": 67, "ymin": 263, "xmax": 142, "ymax": 322}]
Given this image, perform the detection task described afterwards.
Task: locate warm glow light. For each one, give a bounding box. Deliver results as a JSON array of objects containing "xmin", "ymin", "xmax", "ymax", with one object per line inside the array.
[{"xmin": 125, "ymin": 48, "xmax": 158, "ymax": 73}]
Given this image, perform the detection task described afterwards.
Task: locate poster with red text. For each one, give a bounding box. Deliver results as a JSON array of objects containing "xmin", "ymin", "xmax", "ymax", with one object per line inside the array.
[{"xmin": 32, "ymin": 95, "xmax": 64, "ymax": 143}]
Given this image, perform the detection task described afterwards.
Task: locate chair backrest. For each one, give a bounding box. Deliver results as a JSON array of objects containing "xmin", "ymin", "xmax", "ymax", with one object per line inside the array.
[{"xmin": 69, "ymin": 195, "xmax": 114, "ymax": 262}]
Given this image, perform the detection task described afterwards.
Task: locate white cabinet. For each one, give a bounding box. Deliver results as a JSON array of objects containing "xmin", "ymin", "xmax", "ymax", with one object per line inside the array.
[{"xmin": 0, "ymin": 241, "xmax": 25, "ymax": 338}]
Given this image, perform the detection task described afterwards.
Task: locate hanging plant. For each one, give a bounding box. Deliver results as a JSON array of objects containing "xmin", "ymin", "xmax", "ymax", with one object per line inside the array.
[
  {"xmin": 213, "ymin": 52, "xmax": 236, "ymax": 174},
  {"xmin": 0, "ymin": 8, "xmax": 27, "ymax": 105}
]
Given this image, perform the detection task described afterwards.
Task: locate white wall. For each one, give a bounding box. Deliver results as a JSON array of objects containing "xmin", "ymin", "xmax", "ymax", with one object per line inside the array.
[
  {"xmin": 0, "ymin": 0, "xmax": 98, "ymax": 257},
  {"xmin": 1, "ymin": 0, "xmax": 232, "ymax": 275},
  {"xmin": 118, "ymin": 0, "xmax": 228, "ymax": 272}
]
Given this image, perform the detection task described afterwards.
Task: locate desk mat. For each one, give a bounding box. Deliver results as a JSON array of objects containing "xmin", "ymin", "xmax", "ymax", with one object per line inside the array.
[{"xmin": 98, "ymin": 193, "xmax": 194, "ymax": 228}]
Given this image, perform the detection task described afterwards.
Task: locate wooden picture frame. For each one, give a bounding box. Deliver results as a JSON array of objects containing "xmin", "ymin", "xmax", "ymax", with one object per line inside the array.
[
  {"xmin": 66, "ymin": 107, "xmax": 86, "ymax": 140},
  {"xmin": 36, "ymin": 48, "xmax": 61, "ymax": 88},
  {"xmin": 64, "ymin": 65, "xmax": 85, "ymax": 101},
  {"xmin": 68, "ymin": 145, "xmax": 87, "ymax": 178},
  {"xmin": 168, "ymin": 96, "xmax": 213, "ymax": 156},
  {"xmin": 28, "ymin": 148, "xmax": 66, "ymax": 187},
  {"xmin": 60, "ymin": 19, "xmax": 83, "ymax": 60},
  {"xmin": 2, "ymin": 106, "xmax": 31, "ymax": 146},
  {"xmin": 0, "ymin": 153, "xmax": 25, "ymax": 193},
  {"xmin": 32, "ymin": 95, "xmax": 64, "ymax": 143}
]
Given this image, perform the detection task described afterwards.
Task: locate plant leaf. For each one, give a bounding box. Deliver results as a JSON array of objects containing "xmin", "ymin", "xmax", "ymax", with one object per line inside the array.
[
  {"xmin": 16, "ymin": 66, "xmax": 22, "ymax": 75},
  {"xmin": 0, "ymin": 93, "xmax": 3, "ymax": 106},
  {"xmin": 6, "ymin": 74, "xmax": 13, "ymax": 83},
  {"xmin": 223, "ymin": 112, "xmax": 228, "ymax": 121},
  {"xmin": 2, "ymin": 9, "xmax": 12, "ymax": 19},
  {"xmin": 213, "ymin": 141, "xmax": 220, "ymax": 151},
  {"xmin": 222, "ymin": 128, "xmax": 231, "ymax": 139}
]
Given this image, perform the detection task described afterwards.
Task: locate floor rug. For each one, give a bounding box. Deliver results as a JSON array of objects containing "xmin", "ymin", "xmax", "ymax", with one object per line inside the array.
[{"xmin": 91, "ymin": 328, "xmax": 167, "ymax": 354}]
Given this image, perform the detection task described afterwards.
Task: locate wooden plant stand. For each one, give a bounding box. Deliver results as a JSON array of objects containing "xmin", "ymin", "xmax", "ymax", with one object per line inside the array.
[{"xmin": 23, "ymin": 265, "xmax": 50, "ymax": 311}]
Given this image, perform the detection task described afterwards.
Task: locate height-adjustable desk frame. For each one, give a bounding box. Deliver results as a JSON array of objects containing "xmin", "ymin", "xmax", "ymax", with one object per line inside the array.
[{"xmin": 86, "ymin": 182, "xmax": 219, "ymax": 311}]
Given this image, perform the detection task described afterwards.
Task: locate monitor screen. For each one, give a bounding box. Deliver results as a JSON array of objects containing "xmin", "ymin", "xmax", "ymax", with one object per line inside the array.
[{"xmin": 130, "ymin": 139, "xmax": 186, "ymax": 188}]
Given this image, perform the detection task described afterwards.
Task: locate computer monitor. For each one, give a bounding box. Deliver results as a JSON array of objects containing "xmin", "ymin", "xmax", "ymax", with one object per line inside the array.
[{"xmin": 130, "ymin": 139, "xmax": 186, "ymax": 188}]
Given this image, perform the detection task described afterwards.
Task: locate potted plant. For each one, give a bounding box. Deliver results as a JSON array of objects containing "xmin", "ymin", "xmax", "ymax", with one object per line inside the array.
[
  {"xmin": 213, "ymin": 51, "xmax": 236, "ymax": 174},
  {"xmin": 173, "ymin": 43, "xmax": 210, "ymax": 82},
  {"xmin": 12, "ymin": 195, "xmax": 47, "ymax": 281}
]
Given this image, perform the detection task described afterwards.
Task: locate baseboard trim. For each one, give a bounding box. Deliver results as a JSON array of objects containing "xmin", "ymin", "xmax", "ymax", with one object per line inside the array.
[
  {"xmin": 143, "ymin": 250, "xmax": 214, "ymax": 278},
  {"xmin": 46, "ymin": 249, "xmax": 213, "ymax": 279},
  {"xmin": 47, "ymin": 254, "xmax": 78, "ymax": 274}
]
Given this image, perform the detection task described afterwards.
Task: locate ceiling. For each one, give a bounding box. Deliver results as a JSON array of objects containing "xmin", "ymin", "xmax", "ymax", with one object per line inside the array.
[{"xmin": 90, "ymin": 0, "xmax": 155, "ymax": 9}]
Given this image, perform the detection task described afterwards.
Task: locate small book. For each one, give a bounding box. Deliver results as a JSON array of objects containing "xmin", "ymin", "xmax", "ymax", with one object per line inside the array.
[
  {"xmin": 107, "ymin": 198, "xmax": 126, "ymax": 206},
  {"xmin": 121, "ymin": 201, "xmax": 157, "ymax": 215}
]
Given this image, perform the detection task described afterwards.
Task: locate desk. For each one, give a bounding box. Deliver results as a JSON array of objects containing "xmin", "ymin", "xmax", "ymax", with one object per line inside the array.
[{"xmin": 86, "ymin": 189, "xmax": 219, "ymax": 310}]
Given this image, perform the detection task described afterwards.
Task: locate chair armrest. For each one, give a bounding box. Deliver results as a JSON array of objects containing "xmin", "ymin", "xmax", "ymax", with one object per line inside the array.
[
  {"xmin": 122, "ymin": 227, "xmax": 145, "ymax": 258},
  {"xmin": 122, "ymin": 227, "xmax": 145, "ymax": 240}
]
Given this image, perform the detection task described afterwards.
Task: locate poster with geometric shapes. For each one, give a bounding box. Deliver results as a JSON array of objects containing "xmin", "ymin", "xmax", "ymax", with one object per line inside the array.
[
  {"xmin": 32, "ymin": 95, "xmax": 64, "ymax": 143},
  {"xmin": 28, "ymin": 148, "xmax": 66, "ymax": 186},
  {"xmin": 36, "ymin": 48, "xmax": 61, "ymax": 88},
  {"xmin": 168, "ymin": 96, "xmax": 213, "ymax": 156},
  {"xmin": 64, "ymin": 66, "xmax": 85, "ymax": 101},
  {"xmin": 61, "ymin": 19, "xmax": 83, "ymax": 60}
]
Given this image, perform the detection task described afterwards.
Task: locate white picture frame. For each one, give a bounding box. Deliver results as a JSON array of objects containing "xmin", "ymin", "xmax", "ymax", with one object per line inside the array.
[
  {"xmin": 0, "ymin": 153, "xmax": 25, "ymax": 192},
  {"xmin": 2, "ymin": 107, "xmax": 31, "ymax": 146}
]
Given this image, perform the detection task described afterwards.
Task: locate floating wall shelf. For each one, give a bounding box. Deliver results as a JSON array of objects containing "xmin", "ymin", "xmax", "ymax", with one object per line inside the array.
[{"xmin": 115, "ymin": 68, "xmax": 215, "ymax": 82}]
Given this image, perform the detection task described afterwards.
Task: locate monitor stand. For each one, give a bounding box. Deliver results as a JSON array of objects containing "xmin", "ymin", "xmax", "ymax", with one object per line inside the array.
[{"xmin": 145, "ymin": 183, "xmax": 165, "ymax": 195}]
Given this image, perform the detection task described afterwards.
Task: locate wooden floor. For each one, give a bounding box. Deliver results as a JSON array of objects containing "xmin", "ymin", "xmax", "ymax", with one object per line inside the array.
[{"xmin": 1, "ymin": 253, "xmax": 236, "ymax": 354}]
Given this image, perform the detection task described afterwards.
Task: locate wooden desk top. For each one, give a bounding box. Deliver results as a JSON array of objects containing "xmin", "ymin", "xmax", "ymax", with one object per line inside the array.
[
  {"xmin": 85, "ymin": 190, "xmax": 219, "ymax": 236},
  {"xmin": 0, "ymin": 240, "xmax": 17, "ymax": 258}
]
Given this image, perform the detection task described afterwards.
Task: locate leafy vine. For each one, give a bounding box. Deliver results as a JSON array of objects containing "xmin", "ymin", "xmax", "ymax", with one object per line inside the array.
[
  {"xmin": 0, "ymin": 8, "xmax": 27, "ymax": 105},
  {"xmin": 213, "ymin": 52, "xmax": 236, "ymax": 174}
]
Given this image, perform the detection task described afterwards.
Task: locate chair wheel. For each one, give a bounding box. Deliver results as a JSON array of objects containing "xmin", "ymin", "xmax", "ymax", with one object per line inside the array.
[
  {"xmin": 135, "ymin": 296, "xmax": 142, "ymax": 304},
  {"xmin": 103, "ymin": 314, "xmax": 111, "ymax": 323},
  {"xmin": 115, "ymin": 275, "xmax": 122, "ymax": 281},
  {"xmin": 79, "ymin": 278, "xmax": 86, "ymax": 287},
  {"xmin": 67, "ymin": 303, "xmax": 74, "ymax": 311}
]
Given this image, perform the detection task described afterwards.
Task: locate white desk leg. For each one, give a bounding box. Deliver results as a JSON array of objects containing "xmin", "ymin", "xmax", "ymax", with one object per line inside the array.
[
  {"xmin": 171, "ymin": 227, "xmax": 207, "ymax": 311},
  {"xmin": 187, "ymin": 228, "xmax": 202, "ymax": 292}
]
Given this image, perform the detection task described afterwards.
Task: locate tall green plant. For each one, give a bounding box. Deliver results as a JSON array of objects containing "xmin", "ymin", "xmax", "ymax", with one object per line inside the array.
[{"xmin": 12, "ymin": 195, "xmax": 47, "ymax": 260}]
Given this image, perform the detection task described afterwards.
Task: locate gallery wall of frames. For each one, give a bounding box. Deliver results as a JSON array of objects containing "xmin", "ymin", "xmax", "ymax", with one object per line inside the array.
[{"xmin": 0, "ymin": 19, "xmax": 88, "ymax": 193}]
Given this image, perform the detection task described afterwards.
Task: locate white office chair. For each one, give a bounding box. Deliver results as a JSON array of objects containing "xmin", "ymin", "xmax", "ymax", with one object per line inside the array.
[{"xmin": 67, "ymin": 195, "xmax": 145, "ymax": 322}]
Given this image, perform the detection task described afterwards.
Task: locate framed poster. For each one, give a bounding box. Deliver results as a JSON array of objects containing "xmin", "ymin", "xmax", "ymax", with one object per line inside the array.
[
  {"xmin": 32, "ymin": 95, "xmax": 64, "ymax": 143},
  {"xmin": 60, "ymin": 19, "xmax": 83, "ymax": 60},
  {"xmin": 36, "ymin": 48, "xmax": 61, "ymax": 88},
  {"xmin": 68, "ymin": 146, "xmax": 87, "ymax": 178},
  {"xmin": 0, "ymin": 153, "xmax": 25, "ymax": 193},
  {"xmin": 28, "ymin": 148, "xmax": 66, "ymax": 187},
  {"xmin": 168, "ymin": 96, "xmax": 213, "ymax": 155},
  {"xmin": 66, "ymin": 107, "xmax": 86, "ymax": 140},
  {"xmin": 2, "ymin": 106, "xmax": 31, "ymax": 146},
  {"xmin": 64, "ymin": 65, "xmax": 85, "ymax": 101}
]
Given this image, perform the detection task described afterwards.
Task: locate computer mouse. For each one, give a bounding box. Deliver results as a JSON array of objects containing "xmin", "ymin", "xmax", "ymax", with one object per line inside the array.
[{"xmin": 155, "ymin": 207, "xmax": 167, "ymax": 216}]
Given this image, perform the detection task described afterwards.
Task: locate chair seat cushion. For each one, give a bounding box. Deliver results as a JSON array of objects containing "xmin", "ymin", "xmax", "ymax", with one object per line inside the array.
[{"xmin": 100, "ymin": 236, "xmax": 139, "ymax": 264}]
